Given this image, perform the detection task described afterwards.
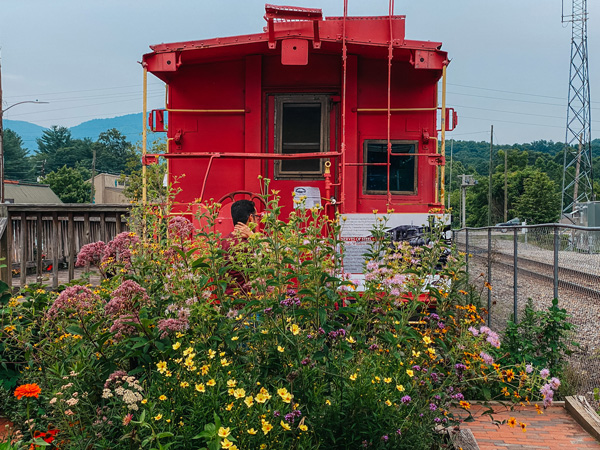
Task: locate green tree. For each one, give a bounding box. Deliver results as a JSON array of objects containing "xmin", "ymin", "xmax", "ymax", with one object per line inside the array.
[
  {"xmin": 36, "ymin": 125, "xmax": 72, "ymax": 155},
  {"xmin": 3, "ymin": 129, "xmax": 34, "ymax": 181},
  {"xmin": 120, "ymin": 139, "xmax": 167, "ymax": 202},
  {"xmin": 41, "ymin": 166, "xmax": 91, "ymax": 203},
  {"xmin": 94, "ymin": 129, "xmax": 137, "ymax": 174},
  {"xmin": 513, "ymin": 171, "xmax": 560, "ymax": 224}
]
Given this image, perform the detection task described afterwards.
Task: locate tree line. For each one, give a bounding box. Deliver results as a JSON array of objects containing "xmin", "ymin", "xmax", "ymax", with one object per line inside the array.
[
  {"xmin": 445, "ymin": 138, "xmax": 600, "ymax": 227},
  {"xmin": 3, "ymin": 126, "xmax": 144, "ymax": 203}
]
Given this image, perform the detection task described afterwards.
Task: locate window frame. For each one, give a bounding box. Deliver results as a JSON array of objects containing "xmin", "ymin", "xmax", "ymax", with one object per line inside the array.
[
  {"xmin": 273, "ymin": 94, "xmax": 330, "ymax": 180},
  {"xmin": 362, "ymin": 139, "xmax": 419, "ymax": 195}
]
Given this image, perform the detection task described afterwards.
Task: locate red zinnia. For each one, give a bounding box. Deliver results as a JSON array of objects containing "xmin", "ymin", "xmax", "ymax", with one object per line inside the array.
[{"xmin": 14, "ymin": 383, "xmax": 41, "ymax": 400}]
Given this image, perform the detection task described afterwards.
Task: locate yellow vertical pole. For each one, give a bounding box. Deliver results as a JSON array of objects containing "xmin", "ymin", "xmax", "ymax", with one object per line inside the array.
[
  {"xmin": 440, "ymin": 64, "xmax": 447, "ymax": 208},
  {"xmin": 142, "ymin": 66, "xmax": 148, "ymax": 206}
]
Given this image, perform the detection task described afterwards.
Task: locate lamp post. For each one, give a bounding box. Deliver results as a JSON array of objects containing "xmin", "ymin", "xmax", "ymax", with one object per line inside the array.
[{"xmin": 0, "ymin": 100, "xmax": 49, "ymax": 203}]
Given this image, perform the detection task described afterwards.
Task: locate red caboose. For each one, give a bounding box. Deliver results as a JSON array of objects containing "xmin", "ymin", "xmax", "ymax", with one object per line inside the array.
[{"xmin": 141, "ymin": 3, "xmax": 456, "ymax": 275}]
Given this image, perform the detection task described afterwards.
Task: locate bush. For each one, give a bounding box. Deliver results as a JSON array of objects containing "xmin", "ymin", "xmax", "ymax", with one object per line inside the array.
[{"xmin": 0, "ymin": 185, "xmax": 561, "ymax": 449}]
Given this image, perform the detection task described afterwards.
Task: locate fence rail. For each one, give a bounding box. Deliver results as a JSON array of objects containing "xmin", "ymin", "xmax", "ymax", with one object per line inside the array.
[
  {"xmin": 454, "ymin": 224, "xmax": 600, "ymax": 399},
  {"xmin": 0, "ymin": 204, "xmax": 131, "ymax": 289}
]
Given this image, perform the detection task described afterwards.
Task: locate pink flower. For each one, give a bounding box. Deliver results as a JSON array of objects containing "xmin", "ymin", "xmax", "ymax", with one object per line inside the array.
[
  {"xmin": 47, "ymin": 285, "xmax": 102, "ymax": 319},
  {"xmin": 168, "ymin": 216, "xmax": 195, "ymax": 239},
  {"xmin": 76, "ymin": 241, "xmax": 107, "ymax": 267},
  {"xmin": 105, "ymin": 280, "xmax": 150, "ymax": 316},
  {"xmin": 102, "ymin": 232, "xmax": 140, "ymax": 268}
]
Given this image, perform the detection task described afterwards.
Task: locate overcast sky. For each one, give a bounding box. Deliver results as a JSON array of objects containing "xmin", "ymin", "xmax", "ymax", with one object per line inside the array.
[{"xmin": 0, "ymin": 0, "xmax": 598, "ymax": 145}]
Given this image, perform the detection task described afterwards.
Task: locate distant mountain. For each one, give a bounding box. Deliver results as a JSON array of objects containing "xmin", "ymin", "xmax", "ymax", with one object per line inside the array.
[{"xmin": 5, "ymin": 113, "xmax": 160, "ymax": 154}]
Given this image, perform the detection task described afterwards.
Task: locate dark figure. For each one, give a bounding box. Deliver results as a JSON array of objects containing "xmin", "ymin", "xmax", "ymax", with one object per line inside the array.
[{"xmin": 221, "ymin": 200, "xmax": 259, "ymax": 294}]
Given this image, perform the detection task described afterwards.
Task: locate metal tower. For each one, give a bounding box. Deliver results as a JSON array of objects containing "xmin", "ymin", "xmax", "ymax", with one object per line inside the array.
[{"xmin": 561, "ymin": 0, "xmax": 593, "ymax": 215}]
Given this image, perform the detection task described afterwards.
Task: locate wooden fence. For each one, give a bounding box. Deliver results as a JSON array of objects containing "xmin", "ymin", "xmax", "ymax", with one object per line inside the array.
[{"xmin": 0, "ymin": 204, "xmax": 131, "ymax": 289}]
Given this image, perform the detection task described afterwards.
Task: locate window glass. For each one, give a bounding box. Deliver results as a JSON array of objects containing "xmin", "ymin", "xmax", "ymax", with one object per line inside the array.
[
  {"xmin": 274, "ymin": 95, "xmax": 328, "ymax": 178},
  {"xmin": 364, "ymin": 141, "xmax": 417, "ymax": 194}
]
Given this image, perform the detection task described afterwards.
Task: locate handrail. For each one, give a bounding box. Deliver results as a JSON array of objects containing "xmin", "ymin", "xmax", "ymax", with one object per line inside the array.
[
  {"xmin": 146, "ymin": 151, "xmax": 342, "ymax": 160},
  {"xmin": 455, "ymin": 223, "xmax": 600, "ymax": 232}
]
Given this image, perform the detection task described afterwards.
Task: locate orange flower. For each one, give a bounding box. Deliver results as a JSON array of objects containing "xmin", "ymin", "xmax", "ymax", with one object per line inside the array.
[
  {"xmin": 507, "ymin": 417, "xmax": 516, "ymax": 428},
  {"xmin": 519, "ymin": 422, "xmax": 527, "ymax": 432},
  {"xmin": 14, "ymin": 383, "xmax": 41, "ymax": 400}
]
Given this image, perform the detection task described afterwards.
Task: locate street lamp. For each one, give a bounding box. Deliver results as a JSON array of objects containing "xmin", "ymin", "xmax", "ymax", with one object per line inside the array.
[{"xmin": 0, "ymin": 100, "xmax": 50, "ymax": 203}]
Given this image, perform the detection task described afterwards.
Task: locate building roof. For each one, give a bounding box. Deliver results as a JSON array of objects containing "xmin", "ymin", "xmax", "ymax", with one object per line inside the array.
[{"xmin": 3, "ymin": 181, "xmax": 62, "ymax": 204}]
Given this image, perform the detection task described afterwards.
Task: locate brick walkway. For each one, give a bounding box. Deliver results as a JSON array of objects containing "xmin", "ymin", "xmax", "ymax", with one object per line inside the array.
[{"xmin": 462, "ymin": 403, "xmax": 600, "ymax": 449}]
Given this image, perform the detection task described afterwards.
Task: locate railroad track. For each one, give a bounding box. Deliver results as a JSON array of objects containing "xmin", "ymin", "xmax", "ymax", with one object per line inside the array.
[{"xmin": 461, "ymin": 244, "xmax": 600, "ymax": 300}]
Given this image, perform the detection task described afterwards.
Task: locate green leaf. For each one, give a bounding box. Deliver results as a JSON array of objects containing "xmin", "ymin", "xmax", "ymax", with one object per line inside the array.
[{"xmin": 156, "ymin": 432, "xmax": 174, "ymax": 439}]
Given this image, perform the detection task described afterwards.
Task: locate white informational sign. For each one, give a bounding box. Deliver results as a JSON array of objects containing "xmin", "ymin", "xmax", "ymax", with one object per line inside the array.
[
  {"xmin": 339, "ymin": 213, "xmax": 440, "ymax": 275},
  {"xmin": 293, "ymin": 186, "xmax": 321, "ymax": 209}
]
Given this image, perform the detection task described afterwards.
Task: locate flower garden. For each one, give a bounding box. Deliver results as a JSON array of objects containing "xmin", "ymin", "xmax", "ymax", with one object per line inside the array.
[{"xmin": 0, "ymin": 187, "xmax": 571, "ymax": 449}]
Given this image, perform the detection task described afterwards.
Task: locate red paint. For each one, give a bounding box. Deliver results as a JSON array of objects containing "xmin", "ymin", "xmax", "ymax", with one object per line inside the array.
[{"xmin": 142, "ymin": 4, "xmax": 452, "ymax": 222}]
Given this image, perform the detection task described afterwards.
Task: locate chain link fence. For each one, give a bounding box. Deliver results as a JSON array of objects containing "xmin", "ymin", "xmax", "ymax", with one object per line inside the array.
[{"xmin": 453, "ymin": 224, "xmax": 600, "ymax": 401}]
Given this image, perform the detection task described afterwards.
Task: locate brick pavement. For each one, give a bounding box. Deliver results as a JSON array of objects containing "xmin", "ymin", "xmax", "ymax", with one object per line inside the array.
[{"xmin": 461, "ymin": 403, "xmax": 600, "ymax": 449}]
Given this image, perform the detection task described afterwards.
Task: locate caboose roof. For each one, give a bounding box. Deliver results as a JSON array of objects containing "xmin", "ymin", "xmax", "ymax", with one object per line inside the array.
[{"xmin": 143, "ymin": 5, "xmax": 447, "ymax": 78}]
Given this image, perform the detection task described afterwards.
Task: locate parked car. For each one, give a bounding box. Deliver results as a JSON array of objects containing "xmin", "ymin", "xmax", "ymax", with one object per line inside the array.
[{"xmin": 495, "ymin": 217, "xmax": 521, "ymax": 232}]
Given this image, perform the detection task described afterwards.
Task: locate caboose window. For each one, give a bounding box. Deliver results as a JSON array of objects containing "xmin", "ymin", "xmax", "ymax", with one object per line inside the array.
[
  {"xmin": 274, "ymin": 95, "xmax": 329, "ymax": 178},
  {"xmin": 363, "ymin": 140, "xmax": 417, "ymax": 195}
]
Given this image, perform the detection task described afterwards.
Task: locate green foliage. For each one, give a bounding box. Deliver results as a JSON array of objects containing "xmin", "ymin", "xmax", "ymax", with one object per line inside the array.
[
  {"xmin": 121, "ymin": 139, "xmax": 167, "ymax": 203},
  {"xmin": 2, "ymin": 129, "xmax": 34, "ymax": 182},
  {"xmin": 500, "ymin": 298, "xmax": 576, "ymax": 379},
  {"xmin": 94, "ymin": 129, "xmax": 138, "ymax": 175},
  {"xmin": 513, "ymin": 171, "xmax": 560, "ymax": 224},
  {"xmin": 0, "ymin": 187, "xmax": 563, "ymax": 449},
  {"xmin": 41, "ymin": 166, "xmax": 91, "ymax": 203}
]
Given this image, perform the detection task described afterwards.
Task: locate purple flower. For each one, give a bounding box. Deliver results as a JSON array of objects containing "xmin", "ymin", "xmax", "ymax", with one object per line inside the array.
[
  {"xmin": 301, "ymin": 358, "xmax": 311, "ymax": 366},
  {"xmin": 368, "ymin": 344, "xmax": 379, "ymax": 351},
  {"xmin": 540, "ymin": 383, "xmax": 554, "ymax": 407},
  {"xmin": 273, "ymin": 410, "xmax": 280, "ymax": 417},
  {"xmin": 430, "ymin": 313, "xmax": 439, "ymax": 320},
  {"xmin": 401, "ymin": 395, "xmax": 411, "ymax": 404},
  {"xmin": 430, "ymin": 373, "xmax": 439, "ymax": 382},
  {"xmin": 468, "ymin": 326, "xmax": 479, "ymax": 336},
  {"xmin": 102, "ymin": 232, "xmax": 139, "ymax": 268},
  {"xmin": 429, "ymin": 403, "xmax": 437, "ymax": 411},
  {"xmin": 434, "ymin": 417, "xmax": 442, "ymax": 423},
  {"xmin": 451, "ymin": 393, "xmax": 464, "ymax": 401},
  {"xmin": 412, "ymin": 365, "xmax": 421, "ymax": 371},
  {"xmin": 480, "ymin": 352, "xmax": 494, "ymax": 365},
  {"xmin": 263, "ymin": 307, "xmax": 273, "ymax": 315},
  {"xmin": 106, "ymin": 280, "xmax": 150, "ymax": 316},
  {"xmin": 437, "ymin": 322, "xmax": 445, "ymax": 329},
  {"xmin": 396, "ymin": 429, "xmax": 402, "ymax": 435},
  {"xmin": 540, "ymin": 368, "xmax": 550, "ymax": 379},
  {"xmin": 381, "ymin": 435, "xmax": 389, "ymax": 442},
  {"xmin": 550, "ymin": 377, "xmax": 561, "ymax": 390},
  {"xmin": 157, "ymin": 308, "xmax": 190, "ymax": 338},
  {"xmin": 526, "ymin": 364, "xmax": 533, "ymax": 374}
]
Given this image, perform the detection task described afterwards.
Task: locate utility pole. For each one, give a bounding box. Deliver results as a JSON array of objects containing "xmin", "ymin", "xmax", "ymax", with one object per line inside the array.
[
  {"xmin": 488, "ymin": 125, "xmax": 493, "ymax": 226},
  {"xmin": 90, "ymin": 147, "xmax": 96, "ymax": 203},
  {"xmin": 504, "ymin": 148, "xmax": 508, "ymax": 222},
  {"xmin": 561, "ymin": 0, "xmax": 593, "ymax": 215},
  {"xmin": 0, "ymin": 56, "xmax": 4, "ymax": 203},
  {"xmin": 448, "ymin": 139, "xmax": 454, "ymax": 211}
]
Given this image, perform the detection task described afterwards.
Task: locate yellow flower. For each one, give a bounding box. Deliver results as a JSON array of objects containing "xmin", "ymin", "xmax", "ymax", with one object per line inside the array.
[
  {"xmin": 156, "ymin": 361, "xmax": 167, "ymax": 374},
  {"xmin": 221, "ymin": 358, "xmax": 231, "ymax": 367},
  {"xmin": 225, "ymin": 402, "xmax": 234, "ymax": 411},
  {"xmin": 519, "ymin": 422, "xmax": 527, "ymax": 432},
  {"xmin": 175, "ymin": 332, "xmax": 184, "ymax": 338},
  {"xmin": 172, "ymin": 342, "xmax": 181, "ymax": 350},
  {"xmin": 507, "ymin": 417, "xmax": 516, "ymax": 428},
  {"xmin": 281, "ymin": 392, "xmax": 293, "ymax": 403},
  {"xmin": 384, "ymin": 377, "xmax": 392, "ymax": 384},
  {"xmin": 159, "ymin": 395, "xmax": 167, "ymax": 401},
  {"xmin": 260, "ymin": 445, "xmax": 267, "ymax": 450},
  {"xmin": 290, "ymin": 324, "xmax": 301, "ymax": 335},
  {"xmin": 385, "ymin": 399, "xmax": 392, "ymax": 406},
  {"xmin": 200, "ymin": 365, "xmax": 210, "ymax": 375},
  {"xmin": 412, "ymin": 350, "xmax": 421, "ymax": 358},
  {"xmin": 427, "ymin": 347, "xmax": 436, "ymax": 355},
  {"xmin": 183, "ymin": 347, "xmax": 194, "ymax": 356},
  {"xmin": 299, "ymin": 424, "xmax": 308, "ymax": 431},
  {"xmin": 255, "ymin": 393, "xmax": 268, "ymax": 403},
  {"xmin": 227, "ymin": 379, "xmax": 237, "ymax": 387},
  {"xmin": 208, "ymin": 349, "xmax": 216, "ymax": 359},
  {"xmin": 195, "ymin": 383, "xmax": 205, "ymax": 393},
  {"xmin": 153, "ymin": 414, "xmax": 162, "ymax": 421},
  {"xmin": 231, "ymin": 336, "xmax": 239, "ymax": 341},
  {"xmin": 180, "ymin": 381, "xmax": 189, "ymax": 388},
  {"xmin": 406, "ymin": 369, "xmax": 414, "ymax": 377},
  {"xmin": 244, "ymin": 396, "xmax": 254, "ymax": 408},
  {"xmin": 4, "ymin": 325, "xmax": 16, "ymax": 333},
  {"xmin": 221, "ymin": 438, "xmax": 233, "ymax": 448},
  {"xmin": 141, "ymin": 399, "xmax": 148, "ymax": 404},
  {"xmin": 261, "ymin": 420, "xmax": 273, "ymax": 435},
  {"xmin": 247, "ymin": 428, "xmax": 257, "ymax": 435},
  {"xmin": 218, "ymin": 427, "xmax": 231, "ymax": 438},
  {"xmin": 423, "ymin": 336, "xmax": 432, "ymax": 345},
  {"xmin": 165, "ymin": 370, "xmax": 172, "ymax": 377},
  {"xmin": 459, "ymin": 401, "xmax": 471, "ymax": 410},
  {"xmin": 233, "ymin": 388, "xmax": 246, "ymax": 399},
  {"xmin": 396, "ymin": 384, "xmax": 405, "ymax": 392},
  {"xmin": 325, "ymin": 399, "xmax": 331, "ymax": 406},
  {"xmin": 346, "ymin": 336, "xmax": 356, "ymax": 344},
  {"xmin": 349, "ymin": 373, "xmax": 358, "ymax": 381},
  {"xmin": 280, "ymin": 420, "xmax": 291, "ymax": 431},
  {"xmin": 277, "ymin": 346, "xmax": 285, "ymax": 353},
  {"xmin": 207, "ymin": 379, "xmax": 216, "ymax": 386}
]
